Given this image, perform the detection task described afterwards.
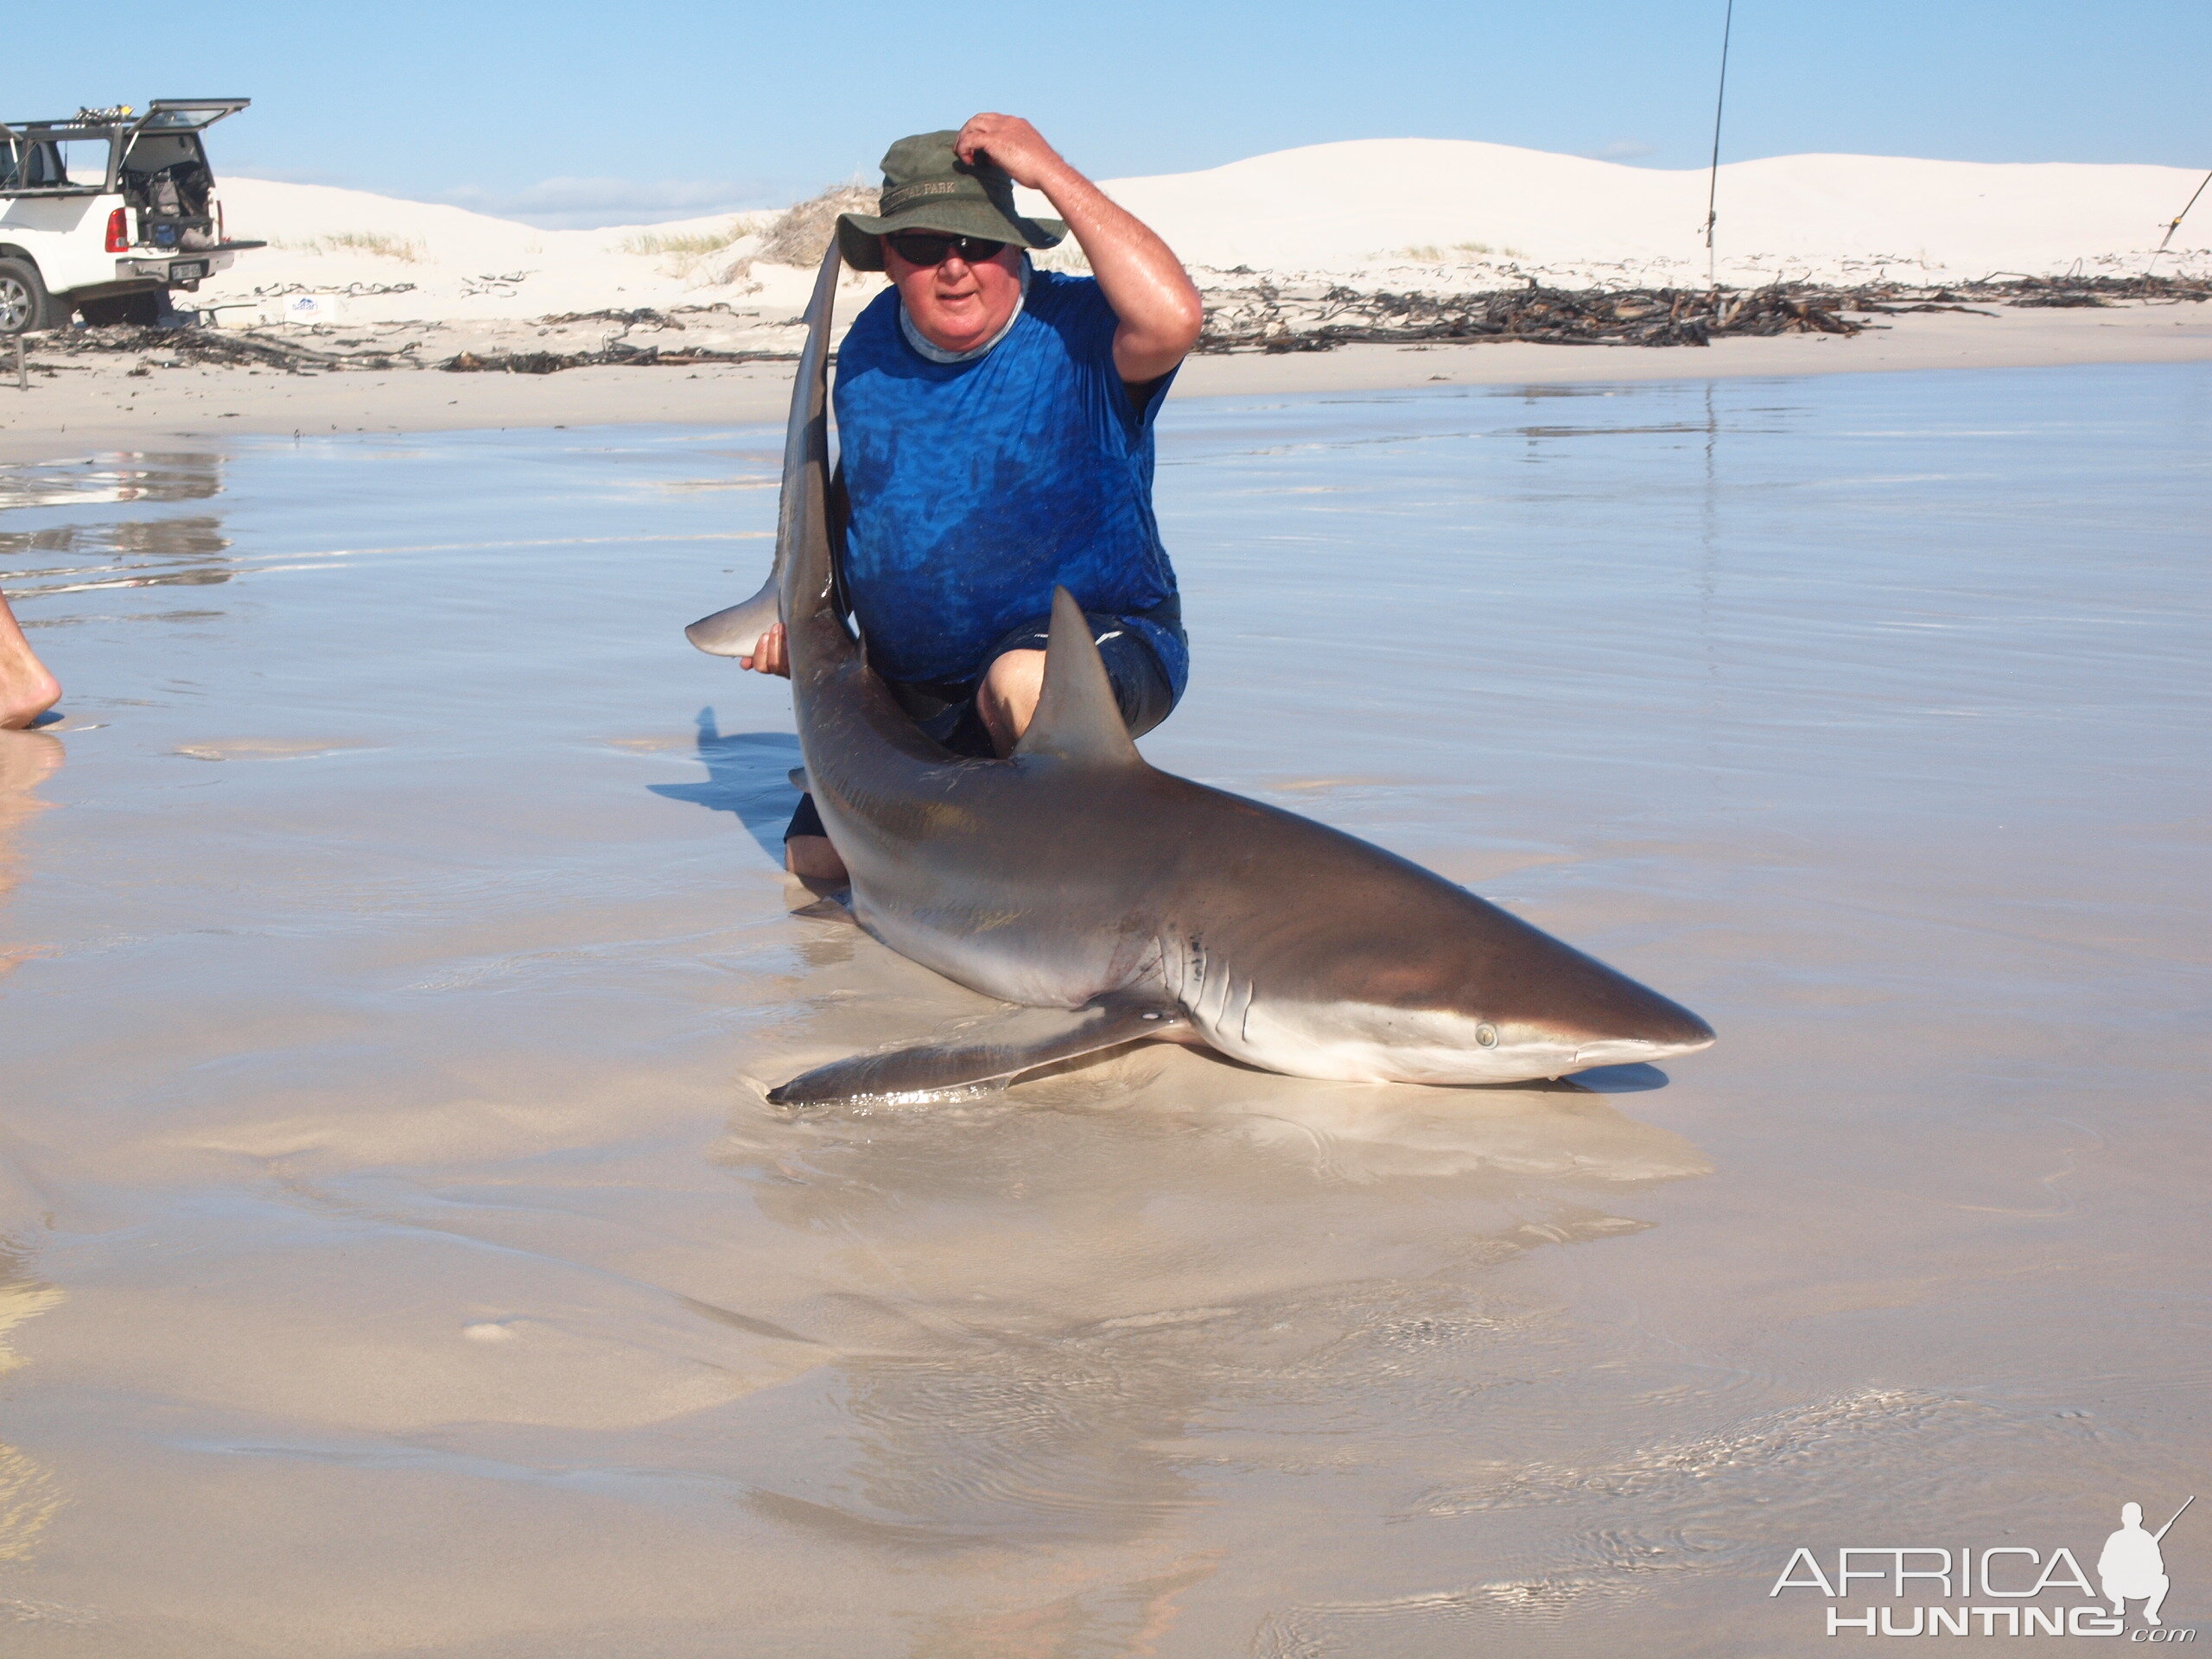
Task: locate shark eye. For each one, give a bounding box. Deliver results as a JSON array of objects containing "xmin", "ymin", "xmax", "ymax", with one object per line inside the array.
[{"xmin": 1476, "ymin": 1023, "xmax": 1498, "ymax": 1048}]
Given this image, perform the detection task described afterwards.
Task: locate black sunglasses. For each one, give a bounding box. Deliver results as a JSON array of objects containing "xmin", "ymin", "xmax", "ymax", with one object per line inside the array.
[{"xmin": 885, "ymin": 232, "xmax": 1008, "ymax": 268}]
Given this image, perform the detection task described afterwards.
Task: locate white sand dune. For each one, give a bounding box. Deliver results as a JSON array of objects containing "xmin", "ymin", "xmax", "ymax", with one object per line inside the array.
[
  {"xmin": 201, "ymin": 177, "xmax": 789, "ymax": 324},
  {"xmin": 183, "ymin": 137, "xmax": 2212, "ymax": 327},
  {"xmin": 1062, "ymin": 139, "xmax": 2211, "ymax": 287}
]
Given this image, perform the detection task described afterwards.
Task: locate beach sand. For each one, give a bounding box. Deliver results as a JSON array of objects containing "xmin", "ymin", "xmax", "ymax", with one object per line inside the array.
[
  {"xmin": 0, "ymin": 365, "xmax": 2204, "ymax": 1653},
  {"xmin": 2, "ymin": 298, "xmax": 2209, "ymax": 462}
]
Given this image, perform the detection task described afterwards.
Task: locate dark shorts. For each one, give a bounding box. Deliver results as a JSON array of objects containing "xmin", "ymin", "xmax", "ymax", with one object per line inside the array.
[{"xmin": 785, "ymin": 604, "xmax": 1182, "ymax": 842}]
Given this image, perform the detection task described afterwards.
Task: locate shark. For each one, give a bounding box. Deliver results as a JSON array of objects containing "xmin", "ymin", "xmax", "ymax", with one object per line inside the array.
[{"xmin": 688, "ymin": 245, "xmax": 1715, "ymax": 1106}]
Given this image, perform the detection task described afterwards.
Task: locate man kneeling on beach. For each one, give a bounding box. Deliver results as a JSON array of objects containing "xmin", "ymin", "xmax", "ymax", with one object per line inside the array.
[{"xmin": 743, "ymin": 115, "xmax": 1203, "ymax": 883}]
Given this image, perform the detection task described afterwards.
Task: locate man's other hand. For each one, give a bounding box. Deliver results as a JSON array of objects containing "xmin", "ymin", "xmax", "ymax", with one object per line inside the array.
[
  {"xmin": 954, "ymin": 115, "xmax": 1070, "ymax": 193},
  {"xmin": 741, "ymin": 622, "xmax": 791, "ymax": 677}
]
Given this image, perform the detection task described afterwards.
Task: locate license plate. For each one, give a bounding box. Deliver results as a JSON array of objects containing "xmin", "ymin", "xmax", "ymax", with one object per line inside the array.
[{"xmin": 168, "ymin": 261, "xmax": 208, "ymax": 281}]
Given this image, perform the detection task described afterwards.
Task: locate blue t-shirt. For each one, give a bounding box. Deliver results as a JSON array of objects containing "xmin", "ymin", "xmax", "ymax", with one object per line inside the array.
[{"xmin": 833, "ymin": 269, "xmax": 1185, "ymax": 692}]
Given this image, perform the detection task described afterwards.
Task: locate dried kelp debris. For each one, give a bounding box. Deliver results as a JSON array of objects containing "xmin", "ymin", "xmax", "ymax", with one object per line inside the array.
[
  {"xmin": 1193, "ymin": 273, "xmax": 2210, "ymax": 353},
  {"xmin": 31, "ymin": 324, "xmax": 420, "ymax": 371},
  {"xmin": 438, "ymin": 343, "xmax": 797, "ymax": 374},
  {"xmin": 20, "ymin": 274, "xmax": 2203, "ymax": 375}
]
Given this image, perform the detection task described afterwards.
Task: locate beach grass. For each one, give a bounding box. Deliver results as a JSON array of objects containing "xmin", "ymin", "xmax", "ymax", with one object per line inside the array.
[
  {"xmin": 620, "ymin": 221, "xmax": 758, "ymax": 280},
  {"xmin": 1400, "ymin": 240, "xmax": 1526, "ymax": 263},
  {"xmin": 1033, "ymin": 241, "xmax": 1093, "ymax": 274},
  {"xmin": 620, "ymin": 224, "xmax": 745, "ymax": 258},
  {"xmin": 279, "ymin": 231, "xmax": 426, "ymax": 263}
]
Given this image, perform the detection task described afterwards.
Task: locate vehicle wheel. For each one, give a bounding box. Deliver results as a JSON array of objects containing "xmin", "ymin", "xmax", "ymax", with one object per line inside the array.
[
  {"xmin": 0, "ymin": 258, "xmax": 54, "ymax": 335},
  {"xmin": 77, "ymin": 291, "xmax": 162, "ymax": 327}
]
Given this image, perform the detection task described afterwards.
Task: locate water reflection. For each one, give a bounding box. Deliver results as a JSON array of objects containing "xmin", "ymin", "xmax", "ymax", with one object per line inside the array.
[
  {"xmin": 0, "ymin": 516, "xmax": 233, "ymax": 601},
  {"xmin": 910, "ymin": 1556, "xmax": 1220, "ymax": 1658},
  {"xmin": 0, "ymin": 1249, "xmax": 61, "ymax": 1565},
  {"xmin": 0, "ymin": 451, "xmax": 232, "ymax": 609},
  {"xmin": 0, "ymin": 450, "xmax": 225, "ymax": 512},
  {"xmin": 0, "ymin": 730, "xmax": 60, "ymax": 987},
  {"xmin": 0, "ymin": 747, "xmax": 62, "ymax": 1551}
]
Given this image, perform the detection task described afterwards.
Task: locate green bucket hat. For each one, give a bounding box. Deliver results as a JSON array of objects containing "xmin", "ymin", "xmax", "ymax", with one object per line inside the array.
[{"xmin": 836, "ymin": 130, "xmax": 1067, "ymax": 272}]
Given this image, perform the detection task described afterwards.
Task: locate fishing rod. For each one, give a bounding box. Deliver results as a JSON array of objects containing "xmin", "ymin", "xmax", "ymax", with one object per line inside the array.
[
  {"xmin": 2154, "ymin": 1495, "xmax": 2194, "ymax": 1543},
  {"xmin": 1702, "ymin": 0, "xmax": 1736, "ymax": 285},
  {"xmin": 2146, "ymin": 170, "xmax": 2210, "ymax": 273}
]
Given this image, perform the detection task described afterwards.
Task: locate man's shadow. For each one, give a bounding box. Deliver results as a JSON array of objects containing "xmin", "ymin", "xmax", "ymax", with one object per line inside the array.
[{"xmin": 647, "ymin": 708, "xmax": 802, "ymax": 867}]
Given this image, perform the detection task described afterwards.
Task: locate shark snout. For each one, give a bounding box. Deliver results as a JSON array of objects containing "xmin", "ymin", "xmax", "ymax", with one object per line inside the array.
[
  {"xmin": 1571, "ymin": 1009, "xmax": 1716, "ymax": 1070},
  {"xmin": 1572, "ymin": 1034, "xmax": 1713, "ymax": 1069}
]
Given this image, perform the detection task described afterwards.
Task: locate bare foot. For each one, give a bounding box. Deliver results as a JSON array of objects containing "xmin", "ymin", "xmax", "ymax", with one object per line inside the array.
[
  {"xmin": 0, "ymin": 594, "xmax": 60, "ymax": 731},
  {"xmin": 785, "ymin": 833, "xmax": 849, "ymax": 887}
]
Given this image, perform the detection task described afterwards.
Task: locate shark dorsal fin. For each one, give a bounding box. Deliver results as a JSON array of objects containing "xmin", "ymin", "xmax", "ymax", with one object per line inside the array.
[{"xmin": 1014, "ymin": 588, "xmax": 1144, "ymax": 769}]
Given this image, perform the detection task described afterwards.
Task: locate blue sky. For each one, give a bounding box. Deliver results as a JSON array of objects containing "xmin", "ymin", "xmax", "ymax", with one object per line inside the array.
[{"xmin": 12, "ymin": 0, "xmax": 2208, "ymax": 227}]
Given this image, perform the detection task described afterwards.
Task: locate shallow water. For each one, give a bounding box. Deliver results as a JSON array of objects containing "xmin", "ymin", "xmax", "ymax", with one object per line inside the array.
[{"xmin": 0, "ymin": 365, "xmax": 2206, "ymax": 1656}]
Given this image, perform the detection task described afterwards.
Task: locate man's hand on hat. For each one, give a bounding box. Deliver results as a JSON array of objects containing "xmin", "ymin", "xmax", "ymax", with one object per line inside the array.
[{"xmin": 954, "ymin": 114, "xmax": 1068, "ymax": 193}]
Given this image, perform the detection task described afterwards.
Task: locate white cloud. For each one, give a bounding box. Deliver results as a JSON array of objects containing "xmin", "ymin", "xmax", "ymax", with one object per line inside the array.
[
  {"xmin": 438, "ymin": 175, "xmax": 785, "ymax": 230},
  {"xmin": 1578, "ymin": 138, "xmax": 1659, "ymax": 162}
]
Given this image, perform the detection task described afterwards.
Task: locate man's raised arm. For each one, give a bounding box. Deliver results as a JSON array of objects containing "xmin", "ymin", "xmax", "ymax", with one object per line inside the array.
[{"xmin": 954, "ymin": 114, "xmax": 1204, "ymax": 385}]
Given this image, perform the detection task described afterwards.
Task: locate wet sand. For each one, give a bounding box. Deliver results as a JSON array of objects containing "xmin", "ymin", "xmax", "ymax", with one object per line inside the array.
[
  {"xmin": 1, "ymin": 298, "xmax": 2209, "ymax": 462},
  {"xmin": 0, "ymin": 365, "xmax": 2206, "ymax": 1654}
]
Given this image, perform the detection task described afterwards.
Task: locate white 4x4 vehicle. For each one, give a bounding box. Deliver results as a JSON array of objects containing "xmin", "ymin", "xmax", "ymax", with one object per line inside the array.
[{"xmin": 0, "ymin": 99, "xmax": 264, "ymax": 334}]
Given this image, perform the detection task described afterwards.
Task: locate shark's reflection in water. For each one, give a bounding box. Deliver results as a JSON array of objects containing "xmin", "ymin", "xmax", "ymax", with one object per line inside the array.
[{"xmin": 711, "ymin": 974, "xmax": 1708, "ymax": 1557}]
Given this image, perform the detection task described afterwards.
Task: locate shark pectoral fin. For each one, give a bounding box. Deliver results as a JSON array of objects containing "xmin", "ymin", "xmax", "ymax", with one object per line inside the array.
[
  {"xmin": 684, "ymin": 579, "xmax": 781, "ymax": 658},
  {"xmin": 766, "ymin": 1000, "xmax": 1189, "ymax": 1107},
  {"xmin": 1013, "ymin": 588, "xmax": 1144, "ymax": 769}
]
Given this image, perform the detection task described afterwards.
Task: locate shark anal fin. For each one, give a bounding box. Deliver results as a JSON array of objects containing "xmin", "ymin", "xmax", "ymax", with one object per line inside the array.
[
  {"xmin": 766, "ymin": 999, "xmax": 1187, "ymax": 1106},
  {"xmin": 1013, "ymin": 587, "xmax": 1144, "ymax": 769}
]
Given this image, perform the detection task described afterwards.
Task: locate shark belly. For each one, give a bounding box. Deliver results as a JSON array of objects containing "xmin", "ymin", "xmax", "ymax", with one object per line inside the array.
[
  {"xmin": 848, "ymin": 875, "xmax": 1160, "ymax": 1012},
  {"xmin": 1193, "ymin": 995, "xmax": 1579, "ymax": 1085}
]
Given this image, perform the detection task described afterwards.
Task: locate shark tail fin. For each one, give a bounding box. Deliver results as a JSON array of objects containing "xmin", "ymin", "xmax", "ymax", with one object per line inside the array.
[{"xmin": 1014, "ymin": 587, "xmax": 1144, "ymax": 769}]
